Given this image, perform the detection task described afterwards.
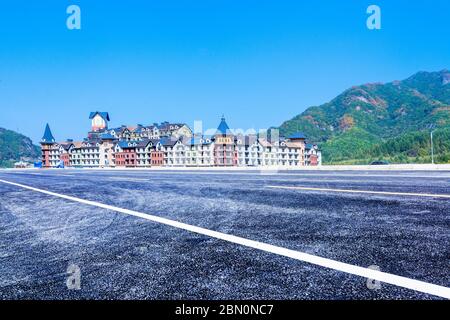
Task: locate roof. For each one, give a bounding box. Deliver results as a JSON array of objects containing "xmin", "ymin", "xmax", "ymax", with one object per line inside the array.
[
  {"xmin": 109, "ymin": 126, "xmax": 130, "ymax": 135},
  {"xmin": 288, "ymin": 132, "xmax": 306, "ymax": 140},
  {"xmin": 84, "ymin": 137, "xmax": 101, "ymax": 144},
  {"xmin": 158, "ymin": 122, "xmax": 185, "ymax": 131},
  {"xmin": 285, "ymin": 141, "xmax": 304, "ymax": 148},
  {"xmin": 216, "ymin": 116, "xmax": 231, "ymax": 135},
  {"xmin": 89, "ymin": 111, "xmax": 110, "ymax": 122},
  {"xmin": 135, "ymin": 139, "xmax": 153, "ymax": 148},
  {"xmin": 118, "ymin": 141, "xmax": 138, "ymax": 149},
  {"xmin": 41, "ymin": 124, "xmax": 56, "ymax": 143},
  {"xmin": 100, "ymin": 133, "xmax": 117, "ymax": 140},
  {"xmin": 60, "ymin": 143, "xmax": 73, "ymax": 151},
  {"xmin": 72, "ymin": 142, "xmax": 83, "ymax": 148},
  {"xmin": 159, "ymin": 137, "xmax": 178, "ymax": 146}
]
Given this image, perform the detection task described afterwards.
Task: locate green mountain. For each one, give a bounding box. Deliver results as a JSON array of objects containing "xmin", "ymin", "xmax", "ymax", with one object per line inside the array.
[
  {"xmin": 0, "ymin": 128, "xmax": 41, "ymax": 168},
  {"xmin": 276, "ymin": 70, "xmax": 450, "ymax": 164}
]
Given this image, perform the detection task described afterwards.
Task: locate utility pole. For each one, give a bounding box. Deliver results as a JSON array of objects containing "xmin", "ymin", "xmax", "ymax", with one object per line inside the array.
[
  {"xmin": 428, "ymin": 124, "xmax": 436, "ymax": 164},
  {"xmin": 431, "ymin": 130, "xmax": 434, "ymax": 164}
]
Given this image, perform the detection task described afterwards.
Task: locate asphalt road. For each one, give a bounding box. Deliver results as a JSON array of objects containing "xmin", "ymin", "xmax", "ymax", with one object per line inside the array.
[{"xmin": 0, "ymin": 169, "xmax": 449, "ymax": 300}]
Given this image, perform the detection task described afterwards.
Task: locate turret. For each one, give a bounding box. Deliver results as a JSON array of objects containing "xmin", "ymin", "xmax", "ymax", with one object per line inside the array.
[
  {"xmin": 89, "ymin": 111, "xmax": 110, "ymax": 132},
  {"xmin": 40, "ymin": 124, "xmax": 56, "ymax": 168}
]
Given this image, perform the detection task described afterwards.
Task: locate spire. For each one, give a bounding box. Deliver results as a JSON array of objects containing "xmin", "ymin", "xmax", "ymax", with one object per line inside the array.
[
  {"xmin": 41, "ymin": 123, "xmax": 55, "ymax": 143},
  {"xmin": 216, "ymin": 115, "xmax": 230, "ymax": 135}
]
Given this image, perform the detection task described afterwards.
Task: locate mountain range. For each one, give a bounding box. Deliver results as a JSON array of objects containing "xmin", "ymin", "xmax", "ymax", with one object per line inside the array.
[
  {"xmin": 0, "ymin": 128, "xmax": 41, "ymax": 168},
  {"xmin": 1, "ymin": 70, "xmax": 449, "ymax": 168},
  {"xmin": 276, "ymin": 70, "xmax": 450, "ymax": 164}
]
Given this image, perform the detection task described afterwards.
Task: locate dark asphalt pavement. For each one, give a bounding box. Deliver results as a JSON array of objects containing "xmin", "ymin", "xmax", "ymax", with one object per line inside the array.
[{"xmin": 0, "ymin": 169, "xmax": 449, "ymax": 299}]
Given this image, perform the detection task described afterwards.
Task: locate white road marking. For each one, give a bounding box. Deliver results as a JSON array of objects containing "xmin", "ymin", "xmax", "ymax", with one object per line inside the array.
[
  {"xmin": 267, "ymin": 185, "xmax": 450, "ymax": 199},
  {"xmin": 0, "ymin": 178, "xmax": 449, "ymax": 299}
]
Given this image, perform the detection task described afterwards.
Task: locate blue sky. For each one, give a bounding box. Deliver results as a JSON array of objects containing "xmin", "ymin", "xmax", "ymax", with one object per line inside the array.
[{"xmin": 0, "ymin": 0, "xmax": 449, "ymax": 143}]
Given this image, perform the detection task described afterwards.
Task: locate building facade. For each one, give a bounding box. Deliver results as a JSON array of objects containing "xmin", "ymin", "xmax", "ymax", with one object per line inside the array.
[{"xmin": 40, "ymin": 112, "xmax": 321, "ymax": 169}]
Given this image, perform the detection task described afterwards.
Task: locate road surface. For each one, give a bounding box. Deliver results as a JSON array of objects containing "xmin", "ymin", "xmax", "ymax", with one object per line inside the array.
[{"xmin": 0, "ymin": 169, "xmax": 449, "ymax": 299}]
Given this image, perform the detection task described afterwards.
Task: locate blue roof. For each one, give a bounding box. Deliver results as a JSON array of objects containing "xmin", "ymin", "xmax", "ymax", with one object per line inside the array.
[
  {"xmin": 89, "ymin": 111, "xmax": 110, "ymax": 121},
  {"xmin": 118, "ymin": 140, "xmax": 139, "ymax": 149},
  {"xmin": 41, "ymin": 124, "xmax": 55, "ymax": 143},
  {"xmin": 289, "ymin": 132, "xmax": 306, "ymax": 139},
  {"xmin": 100, "ymin": 133, "xmax": 117, "ymax": 140},
  {"xmin": 216, "ymin": 116, "xmax": 231, "ymax": 135}
]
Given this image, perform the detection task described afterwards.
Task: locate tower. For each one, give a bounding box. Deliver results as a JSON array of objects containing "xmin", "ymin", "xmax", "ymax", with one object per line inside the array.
[
  {"xmin": 89, "ymin": 111, "xmax": 110, "ymax": 132},
  {"xmin": 40, "ymin": 123, "xmax": 56, "ymax": 168},
  {"xmin": 213, "ymin": 116, "xmax": 237, "ymax": 166}
]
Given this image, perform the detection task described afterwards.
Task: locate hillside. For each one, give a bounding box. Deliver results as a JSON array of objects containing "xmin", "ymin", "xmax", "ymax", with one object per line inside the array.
[
  {"xmin": 0, "ymin": 128, "xmax": 41, "ymax": 168},
  {"xmin": 277, "ymin": 70, "xmax": 450, "ymax": 164}
]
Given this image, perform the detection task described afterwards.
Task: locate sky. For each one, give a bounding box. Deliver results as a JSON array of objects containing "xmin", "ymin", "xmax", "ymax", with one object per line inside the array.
[{"xmin": 0, "ymin": 0, "xmax": 449, "ymax": 143}]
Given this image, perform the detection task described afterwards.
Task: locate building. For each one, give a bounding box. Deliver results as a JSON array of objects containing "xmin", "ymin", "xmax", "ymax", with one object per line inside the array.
[
  {"xmin": 40, "ymin": 124, "xmax": 60, "ymax": 168},
  {"xmin": 213, "ymin": 116, "xmax": 238, "ymax": 166},
  {"xmin": 184, "ymin": 137, "xmax": 214, "ymax": 166},
  {"xmin": 40, "ymin": 112, "xmax": 321, "ymax": 169},
  {"xmin": 158, "ymin": 122, "xmax": 193, "ymax": 139},
  {"xmin": 72, "ymin": 140, "xmax": 101, "ymax": 167},
  {"xmin": 159, "ymin": 137, "xmax": 179, "ymax": 166},
  {"xmin": 114, "ymin": 141, "xmax": 137, "ymax": 167},
  {"xmin": 59, "ymin": 141, "xmax": 74, "ymax": 167},
  {"xmin": 135, "ymin": 139, "xmax": 153, "ymax": 167},
  {"xmin": 14, "ymin": 161, "xmax": 30, "ymax": 168},
  {"xmin": 305, "ymin": 143, "xmax": 322, "ymax": 166},
  {"xmin": 150, "ymin": 142, "xmax": 164, "ymax": 167},
  {"xmin": 99, "ymin": 133, "xmax": 118, "ymax": 167},
  {"xmin": 236, "ymin": 135, "xmax": 259, "ymax": 166}
]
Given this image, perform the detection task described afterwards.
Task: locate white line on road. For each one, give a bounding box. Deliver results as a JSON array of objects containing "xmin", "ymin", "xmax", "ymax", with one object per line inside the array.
[
  {"xmin": 0, "ymin": 178, "xmax": 449, "ymax": 299},
  {"xmin": 267, "ymin": 185, "xmax": 450, "ymax": 199}
]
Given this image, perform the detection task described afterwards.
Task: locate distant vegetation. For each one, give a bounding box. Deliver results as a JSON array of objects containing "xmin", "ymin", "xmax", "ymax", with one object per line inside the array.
[
  {"xmin": 0, "ymin": 128, "xmax": 41, "ymax": 168},
  {"xmin": 324, "ymin": 128, "xmax": 450, "ymax": 164},
  {"xmin": 276, "ymin": 70, "xmax": 450, "ymax": 164}
]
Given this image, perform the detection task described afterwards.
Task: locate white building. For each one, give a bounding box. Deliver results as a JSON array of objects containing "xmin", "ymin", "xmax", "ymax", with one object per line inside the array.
[{"xmin": 184, "ymin": 137, "xmax": 214, "ymax": 167}]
